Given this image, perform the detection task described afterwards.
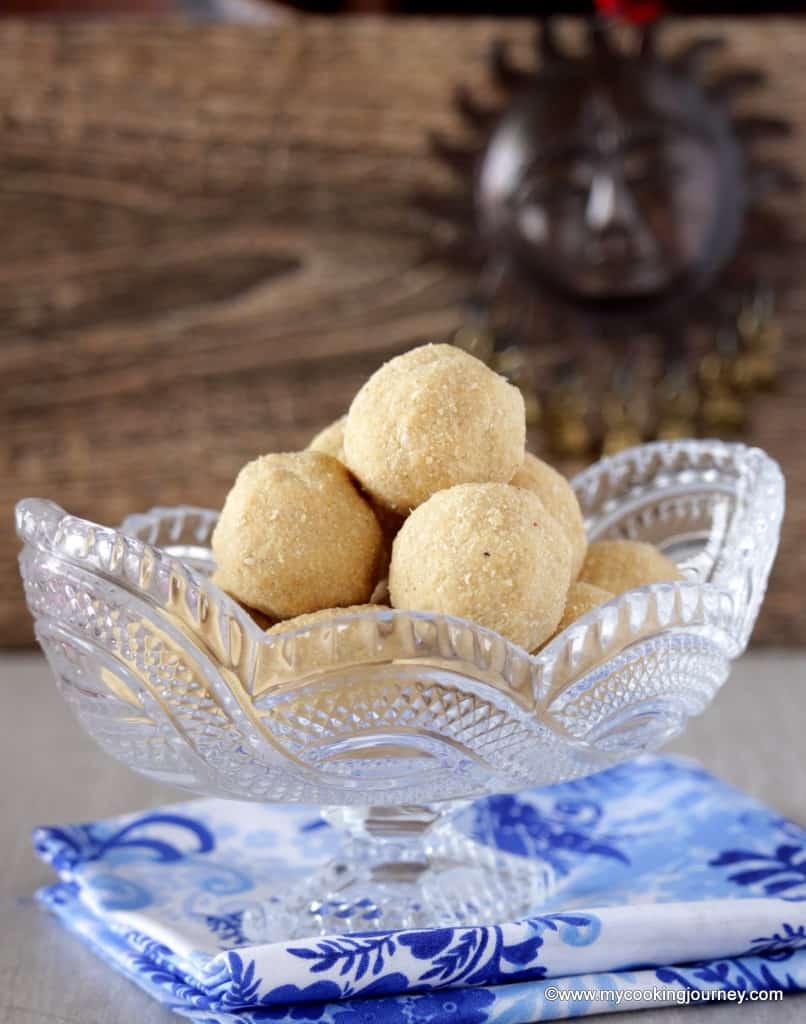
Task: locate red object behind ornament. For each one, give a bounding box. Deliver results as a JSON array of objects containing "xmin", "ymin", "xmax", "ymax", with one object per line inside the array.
[{"xmin": 595, "ymin": 0, "xmax": 665, "ymax": 24}]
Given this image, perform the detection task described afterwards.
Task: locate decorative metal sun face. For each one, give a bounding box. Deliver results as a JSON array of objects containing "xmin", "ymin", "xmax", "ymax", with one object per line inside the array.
[
  {"xmin": 424, "ymin": 19, "xmax": 796, "ymax": 458},
  {"xmin": 478, "ymin": 57, "xmax": 743, "ymax": 312},
  {"xmin": 431, "ymin": 21, "xmax": 793, "ymax": 325}
]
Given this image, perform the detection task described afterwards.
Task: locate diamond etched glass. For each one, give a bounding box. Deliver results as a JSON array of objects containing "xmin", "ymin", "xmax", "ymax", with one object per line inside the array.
[{"xmin": 15, "ymin": 441, "xmax": 783, "ymax": 938}]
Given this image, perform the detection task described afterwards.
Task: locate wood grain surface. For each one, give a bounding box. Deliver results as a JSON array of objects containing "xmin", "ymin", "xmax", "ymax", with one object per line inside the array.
[{"xmin": 0, "ymin": 16, "xmax": 804, "ymax": 647}]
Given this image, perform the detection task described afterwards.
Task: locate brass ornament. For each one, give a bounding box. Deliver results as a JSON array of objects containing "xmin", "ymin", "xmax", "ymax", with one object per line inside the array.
[{"xmin": 425, "ymin": 17, "xmax": 796, "ymax": 460}]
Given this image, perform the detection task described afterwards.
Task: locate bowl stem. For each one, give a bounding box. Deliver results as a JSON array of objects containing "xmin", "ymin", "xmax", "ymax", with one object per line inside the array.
[{"xmin": 241, "ymin": 802, "xmax": 555, "ymax": 940}]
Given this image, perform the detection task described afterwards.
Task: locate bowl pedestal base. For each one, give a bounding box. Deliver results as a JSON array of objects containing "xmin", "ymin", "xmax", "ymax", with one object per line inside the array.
[{"xmin": 241, "ymin": 803, "xmax": 555, "ymax": 940}]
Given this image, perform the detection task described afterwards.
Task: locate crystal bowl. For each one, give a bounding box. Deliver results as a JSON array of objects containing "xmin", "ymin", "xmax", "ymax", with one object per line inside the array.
[{"xmin": 15, "ymin": 440, "xmax": 784, "ymax": 937}]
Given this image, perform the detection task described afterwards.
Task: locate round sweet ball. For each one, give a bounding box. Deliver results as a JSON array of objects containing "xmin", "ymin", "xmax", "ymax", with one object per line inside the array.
[
  {"xmin": 266, "ymin": 604, "xmax": 389, "ymax": 668},
  {"xmin": 389, "ymin": 483, "xmax": 572, "ymax": 651},
  {"xmin": 510, "ymin": 452, "xmax": 587, "ymax": 578},
  {"xmin": 554, "ymin": 582, "xmax": 613, "ymax": 636},
  {"xmin": 579, "ymin": 539, "xmax": 682, "ymax": 595},
  {"xmin": 343, "ymin": 343, "xmax": 526, "ymax": 513},
  {"xmin": 307, "ymin": 415, "xmax": 346, "ymax": 460},
  {"xmin": 266, "ymin": 604, "xmax": 385, "ymax": 636},
  {"xmin": 212, "ymin": 451, "xmax": 384, "ymax": 620},
  {"xmin": 210, "ymin": 579, "xmax": 277, "ymax": 631},
  {"xmin": 306, "ymin": 415, "xmax": 404, "ymax": 544}
]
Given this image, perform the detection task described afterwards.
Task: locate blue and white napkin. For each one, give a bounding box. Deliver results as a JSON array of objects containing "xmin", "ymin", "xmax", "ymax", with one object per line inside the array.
[{"xmin": 34, "ymin": 756, "xmax": 806, "ymax": 1023}]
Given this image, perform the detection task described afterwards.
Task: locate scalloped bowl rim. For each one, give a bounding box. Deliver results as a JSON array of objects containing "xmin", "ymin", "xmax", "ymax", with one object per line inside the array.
[{"xmin": 14, "ymin": 437, "xmax": 783, "ymax": 684}]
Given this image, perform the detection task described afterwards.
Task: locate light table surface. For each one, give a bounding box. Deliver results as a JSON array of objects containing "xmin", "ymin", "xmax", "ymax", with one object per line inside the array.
[{"xmin": 1, "ymin": 651, "xmax": 804, "ymax": 1024}]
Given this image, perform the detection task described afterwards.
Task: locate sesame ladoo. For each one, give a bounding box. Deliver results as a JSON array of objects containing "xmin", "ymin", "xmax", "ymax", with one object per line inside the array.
[
  {"xmin": 307, "ymin": 413, "xmax": 404, "ymax": 544},
  {"xmin": 554, "ymin": 582, "xmax": 613, "ymax": 635},
  {"xmin": 266, "ymin": 604, "xmax": 386, "ymax": 636},
  {"xmin": 307, "ymin": 415, "xmax": 346, "ymax": 460},
  {"xmin": 210, "ymin": 584, "xmax": 276, "ymax": 630},
  {"xmin": 343, "ymin": 343, "xmax": 525, "ymax": 514},
  {"xmin": 265, "ymin": 603, "xmax": 390, "ymax": 668},
  {"xmin": 579, "ymin": 539, "xmax": 682, "ymax": 595},
  {"xmin": 510, "ymin": 452, "xmax": 588, "ymax": 578},
  {"xmin": 389, "ymin": 482, "xmax": 572, "ymax": 651},
  {"xmin": 212, "ymin": 451, "xmax": 383, "ymax": 620}
]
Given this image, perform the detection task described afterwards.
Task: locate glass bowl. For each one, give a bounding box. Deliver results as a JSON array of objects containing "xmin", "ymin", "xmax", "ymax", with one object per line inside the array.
[{"xmin": 15, "ymin": 440, "xmax": 783, "ymax": 938}]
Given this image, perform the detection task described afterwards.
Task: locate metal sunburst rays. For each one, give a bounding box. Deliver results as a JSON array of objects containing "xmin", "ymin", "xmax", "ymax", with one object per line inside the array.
[{"xmin": 416, "ymin": 17, "xmax": 797, "ymax": 461}]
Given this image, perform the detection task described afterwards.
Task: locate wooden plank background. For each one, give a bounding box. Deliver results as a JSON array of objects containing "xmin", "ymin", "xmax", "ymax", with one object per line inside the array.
[{"xmin": 1, "ymin": 15, "xmax": 804, "ymax": 647}]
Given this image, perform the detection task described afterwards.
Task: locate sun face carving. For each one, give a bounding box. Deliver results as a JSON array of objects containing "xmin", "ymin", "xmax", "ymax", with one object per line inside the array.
[
  {"xmin": 481, "ymin": 78, "xmax": 739, "ymax": 310},
  {"xmin": 423, "ymin": 18, "xmax": 796, "ymax": 455}
]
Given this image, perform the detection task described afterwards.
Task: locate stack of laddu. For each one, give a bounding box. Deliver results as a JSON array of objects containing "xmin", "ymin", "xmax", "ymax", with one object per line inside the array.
[{"xmin": 212, "ymin": 344, "xmax": 680, "ymax": 653}]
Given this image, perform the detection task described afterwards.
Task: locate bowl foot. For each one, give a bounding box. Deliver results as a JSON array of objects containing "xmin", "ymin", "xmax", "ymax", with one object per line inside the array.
[{"xmin": 241, "ymin": 804, "xmax": 554, "ymax": 940}]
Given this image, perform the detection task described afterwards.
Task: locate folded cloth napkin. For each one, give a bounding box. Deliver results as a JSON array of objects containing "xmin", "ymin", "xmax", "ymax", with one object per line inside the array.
[{"xmin": 34, "ymin": 756, "xmax": 806, "ymax": 1023}]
